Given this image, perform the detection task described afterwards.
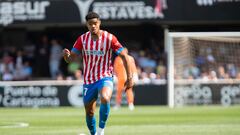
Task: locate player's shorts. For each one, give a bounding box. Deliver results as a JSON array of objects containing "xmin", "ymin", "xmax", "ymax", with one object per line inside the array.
[{"xmin": 83, "ymin": 77, "xmax": 113, "ymax": 104}]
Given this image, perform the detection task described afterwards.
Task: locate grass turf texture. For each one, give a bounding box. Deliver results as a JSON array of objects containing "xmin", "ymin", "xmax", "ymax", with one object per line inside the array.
[{"xmin": 0, "ymin": 106, "xmax": 240, "ymax": 135}]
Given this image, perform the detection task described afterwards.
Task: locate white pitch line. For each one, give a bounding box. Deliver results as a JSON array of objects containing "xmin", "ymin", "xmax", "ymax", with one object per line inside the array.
[{"xmin": 0, "ymin": 122, "xmax": 29, "ymax": 128}]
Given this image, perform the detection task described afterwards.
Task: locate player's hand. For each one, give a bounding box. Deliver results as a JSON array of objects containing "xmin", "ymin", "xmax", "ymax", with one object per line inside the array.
[
  {"xmin": 62, "ymin": 48, "xmax": 70, "ymax": 57},
  {"xmin": 125, "ymin": 77, "xmax": 134, "ymax": 90},
  {"xmin": 62, "ymin": 48, "xmax": 71, "ymax": 63}
]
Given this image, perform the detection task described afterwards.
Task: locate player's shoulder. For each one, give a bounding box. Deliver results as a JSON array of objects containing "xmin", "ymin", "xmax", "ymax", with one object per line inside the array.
[
  {"xmin": 102, "ymin": 30, "xmax": 116, "ymax": 39},
  {"xmin": 81, "ymin": 31, "xmax": 90, "ymax": 37},
  {"xmin": 76, "ymin": 31, "xmax": 90, "ymax": 41}
]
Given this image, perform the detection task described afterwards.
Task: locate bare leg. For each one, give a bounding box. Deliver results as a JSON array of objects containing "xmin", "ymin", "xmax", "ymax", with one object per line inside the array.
[{"xmin": 115, "ymin": 80, "xmax": 125, "ymax": 106}]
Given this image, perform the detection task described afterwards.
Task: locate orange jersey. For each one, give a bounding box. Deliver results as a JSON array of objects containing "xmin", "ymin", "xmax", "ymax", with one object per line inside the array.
[{"xmin": 113, "ymin": 55, "xmax": 137, "ymax": 81}]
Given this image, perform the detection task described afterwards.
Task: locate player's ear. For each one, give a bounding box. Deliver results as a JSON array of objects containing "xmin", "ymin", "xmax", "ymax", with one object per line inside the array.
[
  {"xmin": 86, "ymin": 21, "xmax": 89, "ymax": 27},
  {"xmin": 98, "ymin": 19, "xmax": 101, "ymax": 25}
]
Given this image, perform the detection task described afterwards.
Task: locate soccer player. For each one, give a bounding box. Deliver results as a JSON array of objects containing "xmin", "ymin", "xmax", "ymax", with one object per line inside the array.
[
  {"xmin": 62, "ymin": 12, "xmax": 133, "ymax": 135},
  {"xmin": 113, "ymin": 48, "xmax": 138, "ymax": 110}
]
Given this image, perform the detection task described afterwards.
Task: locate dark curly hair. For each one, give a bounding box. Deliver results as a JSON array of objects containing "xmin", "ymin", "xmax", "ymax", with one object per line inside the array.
[{"xmin": 85, "ymin": 12, "xmax": 100, "ymax": 21}]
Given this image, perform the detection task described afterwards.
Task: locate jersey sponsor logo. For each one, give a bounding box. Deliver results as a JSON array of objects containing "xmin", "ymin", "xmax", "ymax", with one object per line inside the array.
[{"xmin": 85, "ymin": 50, "xmax": 105, "ymax": 56}]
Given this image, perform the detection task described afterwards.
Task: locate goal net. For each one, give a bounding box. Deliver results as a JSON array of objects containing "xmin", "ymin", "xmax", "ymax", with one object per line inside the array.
[{"xmin": 166, "ymin": 32, "xmax": 240, "ymax": 107}]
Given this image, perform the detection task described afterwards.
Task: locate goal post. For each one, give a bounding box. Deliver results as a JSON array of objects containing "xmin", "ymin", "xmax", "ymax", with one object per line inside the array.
[{"xmin": 166, "ymin": 31, "xmax": 240, "ymax": 108}]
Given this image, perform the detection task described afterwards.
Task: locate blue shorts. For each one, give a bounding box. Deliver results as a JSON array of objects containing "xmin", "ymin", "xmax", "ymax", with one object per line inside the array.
[{"xmin": 83, "ymin": 77, "xmax": 113, "ymax": 104}]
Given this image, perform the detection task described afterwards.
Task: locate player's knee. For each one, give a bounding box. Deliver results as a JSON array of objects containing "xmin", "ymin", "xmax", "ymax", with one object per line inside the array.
[
  {"xmin": 101, "ymin": 95, "xmax": 110, "ymax": 103},
  {"xmin": 100, "ymin": 89, "xmax": 112, "ymax": 103},
  {"xmin": 86, "ymin": 108, "xmax": 95, "ymax": 117},
  {"xmin": 85, "ymin": 105, "xmax": 95, "ymax": 117}
]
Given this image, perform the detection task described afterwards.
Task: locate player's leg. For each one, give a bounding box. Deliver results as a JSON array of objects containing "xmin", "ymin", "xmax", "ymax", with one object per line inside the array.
[
  {"xmin": 97, "ymin": 78, "xmax": 113, "ymax": 135},
  {"xmin": 126, "ymin": 74, "xmax": 138, "ymax": 110},
  {"xmin": 84, "ymin": 100, "xmax": 97, "ymax": 135},
  {"xmin": 83, "ymin": 84, "xmax": 99, "ymax": 135},
  {"xmin": 115, "ymin": 79, "xmax": 125, "ymax": 108},
  {"xmin": 126, "ymin": 87, "xmax": 135, "ymax": 110}
]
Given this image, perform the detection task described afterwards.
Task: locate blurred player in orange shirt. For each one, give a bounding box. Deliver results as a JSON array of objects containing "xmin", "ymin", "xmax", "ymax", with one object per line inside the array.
[{"xmin": 113, "ymin": 48, "xmax": 138, "ymax": 110}]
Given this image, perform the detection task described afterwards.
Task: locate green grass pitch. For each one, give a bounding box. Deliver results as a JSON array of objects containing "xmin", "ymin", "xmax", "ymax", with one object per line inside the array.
[{"xmin": 0, "ymin": 106, "xmax": 240, "ymax": 135}]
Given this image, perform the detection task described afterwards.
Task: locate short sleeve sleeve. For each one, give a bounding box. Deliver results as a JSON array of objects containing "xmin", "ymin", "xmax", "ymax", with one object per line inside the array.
[
  {"xmin": 71, "ymin": 36, "xmax": 83, "ymax": 55},
  {"xmin": 111, "ymin": 35, "xmax": 124, "ymax": 55}
]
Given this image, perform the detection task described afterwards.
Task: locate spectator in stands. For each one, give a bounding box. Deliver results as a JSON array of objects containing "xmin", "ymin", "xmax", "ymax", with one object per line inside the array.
[
  {"xmin": 36, "ymin": 35, "xmax": 50, "ymax": 77},
  {"xmin": 226, "ymin": 63, "xmax": 237, "ymax": 78},
  {"xmin": 139, "ymin": 72, "xmax": 151, "ymax": 84},
  {"xmin": 138, "ymin": 50, "xmax": 156, "ymax": 73},
  {"xmin": 23, "ymin": 40, "xmax": 36, "ymax": 65},
  {"xmin": 56, "ymin": 72, "xmax": 64, "ymax": 80},
  {"xmin": 13, "ymin": 66, "xmax": 25, "ymax": 81},
  {"xmin": 183, "ymin": 64, "xmax": 200, "ymax": 79},
  {"xmin": 174, "ymin": 66, "xmax": 182, "ymax": 80},
  {"xmin": 200, "ymin": 72, "xmax": 209, "ymax": 81},
  {"xmin": 217, "ymin": 65, "xmax": 228, "ymax": 79},
  {"xmin": 195, "ymin": 54, "xmax": 206, "ymax": 69},
  {"xmin": 236, "ymin": 72, "xmax": 240, "ymax": 79},
  {"xmin": 22, "ymin": 61, "xmax": 33, "ymax": 80},
  {"xmin": 156, "ymin": 60, "xmax": 166, "ymax": 79},
  {"xmin": 49, "ymin": 39, "xmax": 63, "ymax": 79},
  {"xmin": 14, "ymin": 49, "xmax": 26, "ymax": 69},
  {"xmin": 206, "ymin": 48, "xmax": 216, "ymax": 69},
  {"xmin": 208, "ymin": 70, "xmax": 218, "ymax": 81},
  {"xmin": 2, "ymin": 66, "xmax": 14, "ymax": 81},
  {"xmin": 74, "ymin": 69, "xmax": 83, "ymax": 80},
  {"xmin": 1, "ymin": 52, "xmax": 14, "ymax": 74}
]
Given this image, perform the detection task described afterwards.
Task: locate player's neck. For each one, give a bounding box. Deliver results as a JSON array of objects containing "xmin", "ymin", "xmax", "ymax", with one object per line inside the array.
[{"xmin": 91, "ymin": 30, "xmax": 102, "ymax": 41}]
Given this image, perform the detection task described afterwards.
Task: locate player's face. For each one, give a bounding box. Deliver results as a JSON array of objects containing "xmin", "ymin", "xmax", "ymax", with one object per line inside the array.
[{"xmin": 86, "ymin": 18, "xmax": 101, "ymax": 35}]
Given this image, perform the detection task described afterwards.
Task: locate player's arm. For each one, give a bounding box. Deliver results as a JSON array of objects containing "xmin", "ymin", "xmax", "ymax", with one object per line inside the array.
[
  {"xmin": 119, "ymin": 49, "xmax": 133, "ymax": 89},
  {"xmin": 111, "ymin": 34, "xmax": 133, "ymax": 88},
  {"xmin": 63, "ymin": 36, "xmax": 83, "ymax": 63},
  {"xmin": 62, "ymin": 49, "xmax": 78, "ymax": 63},
  {"xmin": 130, "ymin": 56, "xmax": 137, "ymax": 74},
  {"xmin": 130, "ymin": 56, "xmax": 139, "ymax": 83}
]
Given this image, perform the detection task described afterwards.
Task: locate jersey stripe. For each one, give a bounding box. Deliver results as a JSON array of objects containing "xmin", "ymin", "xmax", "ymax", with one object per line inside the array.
[
  {"xmin": 87, "ymin": 36, "xmax": 94, "ymax": 84},
  {"xmin": 99, "ymin": 31, "xmax": 107, "ymax": 80},
  {"xmin": 84, "ymin": 33, "xmax": 91, "ymax": 84},
  {"xmin": 106, "ymin": 34, "xmax": 113, "ymax": 76},
  {"xmin": 84, "ymin": 32, "xmax": 91, "ymax": 84},
  {"xmin": 89, "ymin": 40, "xmax": 97, "ymax": 83},
  {"xmin": 93, "ymin": 39, "xmax": 100, "ymax": 82},
  {"xmin": 102, "ymin": 32, "xmax": 110, "ymax": 78},
  {"xmin": 81, "ymin": 33, "xmax": 87, "ymax": 82}
]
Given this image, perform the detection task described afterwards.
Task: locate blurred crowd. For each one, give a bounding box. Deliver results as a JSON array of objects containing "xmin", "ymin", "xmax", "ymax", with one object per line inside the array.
[
  {"xmin": 175, "ymin": 47, "xmax": 240, "ymax": 81},
  {"xmin": 1, "ymin": 35, "xmax": 240, "ymax": 83},
  {"xmin": 0, "ymin": 35, "xmax": 167, "ymax": 83},
  {"xmin": 0, "ymin": 35, "xmax": 63, "ymax": 81}
]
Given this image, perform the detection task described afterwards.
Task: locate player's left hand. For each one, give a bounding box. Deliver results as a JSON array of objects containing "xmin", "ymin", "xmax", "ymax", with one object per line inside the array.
[{"xmin": 125, "ymin": 77, "xmax": 134, "ymax": 90}]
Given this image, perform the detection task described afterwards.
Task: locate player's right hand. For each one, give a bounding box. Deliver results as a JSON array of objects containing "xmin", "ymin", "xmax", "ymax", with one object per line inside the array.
[
  {"xmin": 62, "ymin": 48, "xmax": 71, "ymax": 63},
  {"xmin": 62, "ymin": 48, "xmax": 70, "ymax": 57}
]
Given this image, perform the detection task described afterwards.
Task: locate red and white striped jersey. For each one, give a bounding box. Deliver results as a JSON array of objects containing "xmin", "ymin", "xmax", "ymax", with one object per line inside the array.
[{"xmin": 71, "ymin": 30, "xmax": 124, "ymax": 84}]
